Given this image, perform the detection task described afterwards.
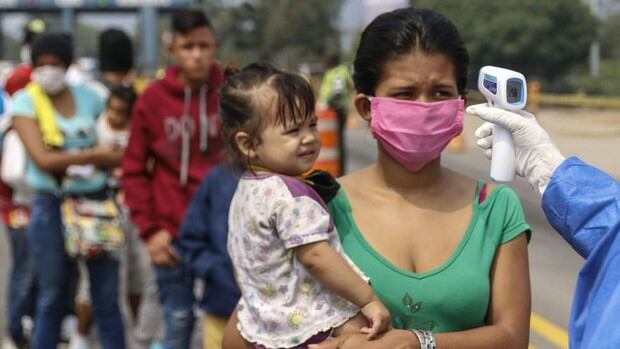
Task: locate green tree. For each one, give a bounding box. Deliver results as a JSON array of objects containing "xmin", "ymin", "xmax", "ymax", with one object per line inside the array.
[
  {"xmin": 412, "ymin": 0, "xmax": 597, "ymax": 89},
  {"xmin": 208, "ymin": 0, "xmax": 343, "ymax": 69},
  {"xmin": 600, "ymin": 13, "xmax": 620, "ymax": 59}
]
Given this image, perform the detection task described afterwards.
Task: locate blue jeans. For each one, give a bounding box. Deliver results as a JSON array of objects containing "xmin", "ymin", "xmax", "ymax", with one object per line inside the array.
[
  {"xmin": 27, "ymin": 193, "xmax": 126, "ymax": 349},
  {"xmin": 154, "ymin": 249, "xmax": 195, "ymax": 349},
  {"xmin": 7, "ymin": 226, "xmax": 37, "ymax": 345}
]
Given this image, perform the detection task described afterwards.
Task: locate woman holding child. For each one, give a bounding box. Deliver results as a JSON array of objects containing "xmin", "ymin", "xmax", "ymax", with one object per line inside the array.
[
  {"xmin": 10, "ymin": 32, "xmax": 126, "ymax": 349},
  {"xmin": 221, "ymin": 6, "xmax": 531, "ymax": 349}
]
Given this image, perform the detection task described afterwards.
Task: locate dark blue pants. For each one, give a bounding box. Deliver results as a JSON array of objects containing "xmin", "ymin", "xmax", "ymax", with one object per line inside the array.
[
  {"xmin": 7, "ymin": 226, "xmax": 36, "ymax": 345},
  {"xmin": 27, "ymin": 193, "xmax": 126, "ymax": 349},
  {"xmin": 154, "ymin": 246, "xmax": 195, "ymax": 349}
]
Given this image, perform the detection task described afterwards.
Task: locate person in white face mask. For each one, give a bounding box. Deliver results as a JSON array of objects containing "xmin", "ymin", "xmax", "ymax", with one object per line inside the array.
[{"xmin": 9, "ymin": 32, "xmax": 127, "ymax": 349}]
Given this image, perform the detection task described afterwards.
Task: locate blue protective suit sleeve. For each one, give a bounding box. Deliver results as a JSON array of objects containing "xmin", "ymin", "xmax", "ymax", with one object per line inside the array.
[
  {"xmin": 542, "ymin": 157, "xmax": 620, "ymax": 259},
  {"xmin": 542, "ymin": 157, "xmax": 620, "ymax": 349}
]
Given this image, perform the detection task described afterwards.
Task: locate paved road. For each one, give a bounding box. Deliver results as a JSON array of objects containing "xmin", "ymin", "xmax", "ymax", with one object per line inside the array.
[
  {"xmin": 343, "ymin": 107, "xmax": 620, "ymax": 349},
  {"xmin": 0, "ymin": 107, "xmax": 617, "ymax": 348}
]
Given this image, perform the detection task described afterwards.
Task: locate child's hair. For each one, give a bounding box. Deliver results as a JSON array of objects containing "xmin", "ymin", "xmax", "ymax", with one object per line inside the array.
[
  {"xmin": 171, "ymin": 9, "xmax": 212, "ymax": 34},
  {"xmin": 220, "ymin": 62, "xmax": 315, "ymax": 169},
  {"xmin": 354, "ymin": 7, "xmax": 469, "ymax": 96},
  {"xmin": 108, "ymin": 85, "xmax": 137, "ymax": 117}
]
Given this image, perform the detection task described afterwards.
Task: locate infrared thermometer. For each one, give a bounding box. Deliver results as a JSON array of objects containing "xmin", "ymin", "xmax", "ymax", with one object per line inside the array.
[{"xmin": 477, "ymin": 66, "xmax": 527, "ymax": 182}]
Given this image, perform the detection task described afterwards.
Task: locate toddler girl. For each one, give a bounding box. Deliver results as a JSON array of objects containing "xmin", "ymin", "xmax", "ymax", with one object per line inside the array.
[
  {"xmin": 221, "ymin": 63, "xmax": 391, "ymax": 349},
  {"xmin": 97, "ymin": 85, "xmax": 136, "ymax": 149}
]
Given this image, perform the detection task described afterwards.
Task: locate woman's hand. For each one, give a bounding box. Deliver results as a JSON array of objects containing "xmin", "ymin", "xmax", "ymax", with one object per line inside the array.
[
  {"xmin": 13, "ymin": 116, "xmax": 124, "ymax": 172},
  {"xmin": 309, "ymin": 330, "xmax": 420, "ymax": 349},
  {"xmin": 146, "ymin": 229, "xmax": 181, "ymax": 267}
]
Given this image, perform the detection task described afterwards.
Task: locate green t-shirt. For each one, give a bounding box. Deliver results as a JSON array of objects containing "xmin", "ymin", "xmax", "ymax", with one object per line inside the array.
[{"xmin": 328, "ymin": 181, "xmax": 530, "ymax": 333}]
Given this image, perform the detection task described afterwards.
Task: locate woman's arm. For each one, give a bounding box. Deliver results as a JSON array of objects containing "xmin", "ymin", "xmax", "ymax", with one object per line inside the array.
[
  {"xmin": 433, "ymin": 233, "xmax": 531, "ymax": 348},
  {"xmin": 313, "ymin": 234, "xmax": 531, "ymax": 349},
  {"xmin": 12, "ymin": 116, "xmax": 122, "ymax": 173}
]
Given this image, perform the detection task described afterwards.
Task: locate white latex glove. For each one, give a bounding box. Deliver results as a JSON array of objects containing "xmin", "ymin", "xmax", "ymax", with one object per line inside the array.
[{"xmin": 466, "ymin": 103, "xmax": 565, "ymax": 196}]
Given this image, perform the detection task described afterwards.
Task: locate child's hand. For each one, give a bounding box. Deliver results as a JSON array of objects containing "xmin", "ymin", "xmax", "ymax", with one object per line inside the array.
[{"xmin": 360, "ymin": 296, "xmax": 392, "ymax": 339}]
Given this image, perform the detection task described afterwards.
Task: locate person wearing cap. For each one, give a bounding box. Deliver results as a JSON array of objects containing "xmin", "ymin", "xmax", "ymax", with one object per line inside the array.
[
  {"xmin": 467, "ymin": 104, "xmax": 620, "ymax": 349},
  {"xmin": 9, "ymin": 32, "xmax": 126, "ymax": 349}
]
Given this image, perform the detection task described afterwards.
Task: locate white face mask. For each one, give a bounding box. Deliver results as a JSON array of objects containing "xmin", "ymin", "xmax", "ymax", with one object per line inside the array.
[{"xmin": 32, "ymin": 65, "xmax": 67, "ymax": 95}]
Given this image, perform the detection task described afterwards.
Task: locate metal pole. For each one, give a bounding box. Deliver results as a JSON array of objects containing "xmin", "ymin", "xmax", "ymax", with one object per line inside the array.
[
  {"xmin": 141, "ymin": 6, "xmax": 159, "ymax": 78},
  {"xmin": 588, "ymin": 0, "xmax": 602, "ymax": 79},
  {"xmin": 590, "ymin": 41, "xmax": 600, "ymax": 79},
  {"xmin": 62, "ymin": 8, "xmax": 76, "ymax": 33}
]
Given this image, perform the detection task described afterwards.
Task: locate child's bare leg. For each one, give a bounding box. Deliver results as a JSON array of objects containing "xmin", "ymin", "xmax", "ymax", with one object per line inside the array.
[{"xmin": 333, "ymin": 313, "xmax": 368, "ymax": 337}]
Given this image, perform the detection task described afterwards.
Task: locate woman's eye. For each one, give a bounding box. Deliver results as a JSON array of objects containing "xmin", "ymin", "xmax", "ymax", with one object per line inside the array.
[
  {"xmin": 433, "ymin": 91, "xmax": 454, "ymax": 99},
  {"xmin": 393, "ymin": 91, "xmax": 413, "ymax": 99},
  {"xmin": 310, "ymin": 121, "xmax": 318, "ymax": 128}
]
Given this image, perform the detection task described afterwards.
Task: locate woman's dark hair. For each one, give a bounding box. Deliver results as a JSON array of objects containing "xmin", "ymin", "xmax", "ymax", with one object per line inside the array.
[
  {"xmin": 171, "ymin": 9, "xmax": 212, "ymax": 34},
  {"xmin": 99, "ymin": 28, "xmax": 134, "ymax": 73},
  {"xmin": 108, "ymin": 85, "xmax": 137, "ymax": 117},
  {"xmin": 30, "ymin": 32, "xmax": 73, "ymax": 67},
  {"xmin": 220, "ymin": 62, "xmax": 315, "ymax": 168},
  {"xmin": 353, "ymin": 7, "xmax": 469, "ymax": 96}
]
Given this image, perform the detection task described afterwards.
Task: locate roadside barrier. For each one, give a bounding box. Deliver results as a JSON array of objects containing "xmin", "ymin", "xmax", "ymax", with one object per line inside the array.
[{"xmin": 313, "ymin": 107, "xmax": 341, "ymax": 177}]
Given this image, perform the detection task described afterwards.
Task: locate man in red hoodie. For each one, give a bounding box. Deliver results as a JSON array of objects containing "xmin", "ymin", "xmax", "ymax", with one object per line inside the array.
[{"xmin": 122, "ymin": 9, "xmax": 223, "ymax": 349}]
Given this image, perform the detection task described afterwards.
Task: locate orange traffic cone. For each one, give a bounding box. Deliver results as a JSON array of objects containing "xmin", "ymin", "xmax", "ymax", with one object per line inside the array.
[{"xmin": 313, "ymin": 107, "xmax": 341, "ymax": 177}]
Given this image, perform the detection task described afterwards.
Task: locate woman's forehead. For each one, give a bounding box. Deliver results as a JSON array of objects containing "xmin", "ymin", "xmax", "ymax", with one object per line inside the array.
[
  {"xmin": 379, "ymin": 51, "xmax": 457, "ymax": 89},
  {"xmin": 34, "ymin": 53, "xmax": 66, "ymax": 67}
]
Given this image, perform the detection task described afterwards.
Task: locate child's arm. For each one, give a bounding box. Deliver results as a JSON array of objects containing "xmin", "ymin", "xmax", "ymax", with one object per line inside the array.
[{"xmin": 296, "ymin": 241, "xmax": 391, "ymax": 338}]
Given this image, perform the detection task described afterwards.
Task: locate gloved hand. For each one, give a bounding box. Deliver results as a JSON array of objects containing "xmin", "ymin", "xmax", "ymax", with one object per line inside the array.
[{"xmin": 466, "ymin": 104, "xmax": 566, "ymax": 196}]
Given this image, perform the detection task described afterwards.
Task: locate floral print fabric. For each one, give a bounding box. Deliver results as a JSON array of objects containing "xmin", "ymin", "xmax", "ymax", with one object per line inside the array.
[{"xmin": 228, "ymin": 173, "xmax": 360, "ymax": 348}]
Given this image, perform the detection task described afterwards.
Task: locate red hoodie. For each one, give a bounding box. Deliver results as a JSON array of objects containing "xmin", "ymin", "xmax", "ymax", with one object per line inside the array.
[{"xmin": 122, "ymin": 65, "xmax": 224, "ymax": 240}]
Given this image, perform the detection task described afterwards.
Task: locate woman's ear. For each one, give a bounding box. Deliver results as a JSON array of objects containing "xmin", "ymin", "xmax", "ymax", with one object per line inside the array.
[
  {"xmin": 354, "ymin": 93, "xmax": 372, "ymax": 122},
  {"xmin": 234, "ymin": 131, "xmax": 257, "ymax": 159}
]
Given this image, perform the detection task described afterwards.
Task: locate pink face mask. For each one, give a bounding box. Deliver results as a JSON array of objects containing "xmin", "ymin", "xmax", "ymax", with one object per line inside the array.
[{"xmin": 369, "ymin": 97, "xmax": 465, "ymax": 172}]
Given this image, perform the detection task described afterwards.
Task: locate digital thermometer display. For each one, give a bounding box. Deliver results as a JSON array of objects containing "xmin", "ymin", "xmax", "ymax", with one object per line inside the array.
[
  {"xmin": 483, "ymin": 74, "xmax": 497, "ymax": 95},
  {"xmin": 506, "ymin": 78, "xmax": 524, "ymax": 104},
  {"xmin": 477, "ymin": 66, "xmax": 528, "ymax": 183}
]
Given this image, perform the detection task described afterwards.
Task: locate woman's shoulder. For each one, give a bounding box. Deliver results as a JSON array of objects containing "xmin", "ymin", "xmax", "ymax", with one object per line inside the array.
[
  {"xmin": 70, "ymin": 83, "xmax": 103, "ymax": 100},
  {"xmin": 475, "ymin": 181, "xmax": 530, "ymax": 244},
  {"xmin": 9, "ymin": 89, "xmax": 34, "ymax": 118},
  {"xmin": 10, "ymin": 88, "xmax": 33, "ymax": 104},
  {"xmin": 337, "ymin": 167, "xmax": 374, "ymax": 196}
]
